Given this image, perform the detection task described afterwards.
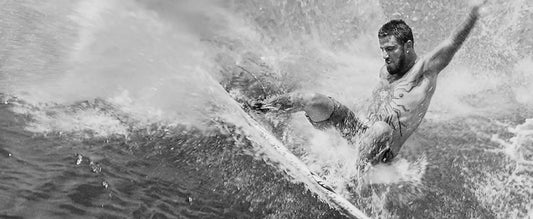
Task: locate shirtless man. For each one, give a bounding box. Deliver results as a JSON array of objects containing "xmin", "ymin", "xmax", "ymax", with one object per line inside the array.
[{"xmin": 254, "ymin": 1, "xmax": 487, "ymax": 166}]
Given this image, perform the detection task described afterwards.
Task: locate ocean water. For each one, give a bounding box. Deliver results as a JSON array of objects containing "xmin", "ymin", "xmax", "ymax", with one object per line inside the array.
[{"xmin": 0, "ymin": 0, "xmax": 532, "ymax": 218}]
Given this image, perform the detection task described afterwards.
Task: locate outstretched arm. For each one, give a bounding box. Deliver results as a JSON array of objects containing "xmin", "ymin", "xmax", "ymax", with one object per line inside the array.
[{"xmin": 423, "ymin": 1, "xmax": 486, "ymax": 73}]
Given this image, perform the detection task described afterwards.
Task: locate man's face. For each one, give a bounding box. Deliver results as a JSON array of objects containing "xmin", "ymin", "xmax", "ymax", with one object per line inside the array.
[{"xmin": 379, "ymin": 35, "xmax": 406, "ymax": 75}]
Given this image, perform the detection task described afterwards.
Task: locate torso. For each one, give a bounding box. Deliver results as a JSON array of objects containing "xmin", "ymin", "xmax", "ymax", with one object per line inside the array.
[{"xmin": 367, "ymin": 59, "xmax": 437, "ymax": 154}]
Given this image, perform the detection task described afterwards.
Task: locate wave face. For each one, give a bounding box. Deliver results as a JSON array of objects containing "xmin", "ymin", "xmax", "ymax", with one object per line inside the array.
[{"xmin": 1, "ymin": 0, "xmax": 532, "ymax": 218}]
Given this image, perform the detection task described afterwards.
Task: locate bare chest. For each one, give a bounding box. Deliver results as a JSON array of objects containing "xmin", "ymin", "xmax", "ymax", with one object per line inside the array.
[{"xmin": 369, "ymin": 73, "xmax": 437, "ymax": 135}]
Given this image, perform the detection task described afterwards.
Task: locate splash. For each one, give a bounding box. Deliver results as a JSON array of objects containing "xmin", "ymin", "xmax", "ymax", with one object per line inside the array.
[
  {"xmin": 511, "ymin": 57, "xmax": 533, "ymax": 106},
  {"xmin": 364, "ymin": 156, "xmax": 427, "ymax": 185},
  {"xmin": 2, "ymin": 0, "xmax": 247, "ymax": 129},
  {"xmin": 491, "ymin": 118, "xmax": 533, "ymax": 171},
  {"xmin": 481, "ymin": 118, "xmax": 533, "ymax": 218}
]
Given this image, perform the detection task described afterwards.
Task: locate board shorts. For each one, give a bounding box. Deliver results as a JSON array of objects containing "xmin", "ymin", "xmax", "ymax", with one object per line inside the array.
[
  {"xmin": 305, "ymin": 98, "xmax": 367, "ymax": 141},
  {"xmin": 305, "ymin": 98, "xmax": 395, "ymax": 163}
]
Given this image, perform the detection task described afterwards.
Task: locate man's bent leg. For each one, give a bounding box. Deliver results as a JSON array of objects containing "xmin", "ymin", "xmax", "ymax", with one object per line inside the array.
[
  {"xmin": 256, "ymin": 92, "xmax": 333, "ymax": 118},
  {"xmin": 306, "ymin": 97, "xmax": 368, "ymax": 141},
  {"xmin": 301, "ymin": 93, "xmax": 335, "ymax": 122},
  {"xmin": 259, "ymin": 91, "xmax": 369, "ymax": 144}
]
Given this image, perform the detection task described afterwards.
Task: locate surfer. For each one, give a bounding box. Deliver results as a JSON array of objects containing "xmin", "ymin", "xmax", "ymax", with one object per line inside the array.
[{"xmin": 253, "ymin": 1, "xmax": 487, "ymax": 166}]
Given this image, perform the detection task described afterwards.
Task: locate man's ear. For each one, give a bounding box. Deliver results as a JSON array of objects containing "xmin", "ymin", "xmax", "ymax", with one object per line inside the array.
[{"xmin": 404, "ymin": 40, "xmax": 414, "ymax": 51}]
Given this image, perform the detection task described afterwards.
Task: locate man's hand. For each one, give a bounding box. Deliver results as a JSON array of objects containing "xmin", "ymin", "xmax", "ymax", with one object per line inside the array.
[{"xmin": 470, "ymin": 0, "xmax": 488, "ymax": 17}]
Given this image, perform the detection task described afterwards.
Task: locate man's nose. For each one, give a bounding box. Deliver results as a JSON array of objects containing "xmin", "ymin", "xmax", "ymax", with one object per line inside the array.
[{"xmin": 381, "ymin": 50, "xmax": 389, "ymax": 59}]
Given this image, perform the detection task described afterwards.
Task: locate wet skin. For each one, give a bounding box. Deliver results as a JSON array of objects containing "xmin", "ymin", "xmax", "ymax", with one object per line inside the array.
[
  {"xmin": 369, "ymin": 35, "xmax": 438, "ymax": 157},
  {"xmin": 257, "ymin": 2, "xmax": 484, "ymax": 164}
]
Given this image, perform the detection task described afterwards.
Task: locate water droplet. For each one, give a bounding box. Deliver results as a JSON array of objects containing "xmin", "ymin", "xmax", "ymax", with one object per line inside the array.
[
  {"xmin": 90, "ymin": 161, "xmax": 102, "ymax": 173},
  {"xmin": 76, "ymin": 154, "xmax": 83, "ymax": 165}
]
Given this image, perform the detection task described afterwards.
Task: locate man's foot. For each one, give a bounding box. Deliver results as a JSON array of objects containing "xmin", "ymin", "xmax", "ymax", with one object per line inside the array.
[
  {"xmin": 250, "ymin": 94, "xmax": 298, "ymax": 113},
  {"xmin": 250, "ymin": 101, "xmax": 271, "ymax": 113}
]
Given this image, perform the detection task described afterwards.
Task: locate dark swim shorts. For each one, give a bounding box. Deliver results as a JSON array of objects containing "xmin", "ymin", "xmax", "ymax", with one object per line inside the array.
[
  {"xmin": 305, "ymin": 98, "xmax": 368, "ymax": 141},
  {"xmin": 305, "ymin": 98, "xmax": 395, "ymax": 163}
]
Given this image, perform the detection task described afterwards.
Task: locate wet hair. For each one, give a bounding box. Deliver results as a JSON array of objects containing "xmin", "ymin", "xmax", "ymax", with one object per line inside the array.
[{"xmin": 378, "ymin": 19, "xmax": 414, "ymax": 45}]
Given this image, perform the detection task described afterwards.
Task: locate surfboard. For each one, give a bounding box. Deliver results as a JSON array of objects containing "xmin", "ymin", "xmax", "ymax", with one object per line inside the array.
[
  {"xmin": 230, "ymin": 101, "xmax": 370, "ymax": 219},
  {"xmin": 216, "ymin": 60, "xmax": 368, "ymax": 218}
]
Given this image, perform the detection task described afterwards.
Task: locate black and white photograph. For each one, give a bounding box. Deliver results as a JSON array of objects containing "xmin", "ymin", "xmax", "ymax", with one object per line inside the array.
[{"xmin": 0, "ymin": 0, "xmax": 531, "ymax": 218}]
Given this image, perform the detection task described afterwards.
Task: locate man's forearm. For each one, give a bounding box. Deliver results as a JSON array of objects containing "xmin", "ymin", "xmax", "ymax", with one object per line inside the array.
[
  {"xmin": 426, "ymin": 4, "xmax": 483, "ymax": 72},
  {"xmin": 449, "ymin": 6, "xmax": 481, "ymax": 49}
]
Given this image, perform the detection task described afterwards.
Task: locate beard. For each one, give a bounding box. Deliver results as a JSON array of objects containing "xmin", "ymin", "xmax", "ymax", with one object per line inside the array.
[{"xmin": 386, "ymin": 50, "xmax": 407, "ymax": 75}]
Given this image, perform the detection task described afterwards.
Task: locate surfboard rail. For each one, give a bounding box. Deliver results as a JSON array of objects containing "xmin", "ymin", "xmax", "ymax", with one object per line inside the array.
[{"xmin": 237, "ymin": 110, "xmax": 370, "ymax": 219}]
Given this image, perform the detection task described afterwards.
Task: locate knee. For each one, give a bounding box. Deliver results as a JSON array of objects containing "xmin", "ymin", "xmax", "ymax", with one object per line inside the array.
[
  {"xmin": 303, "ymin": 93, "xmax": 334, "ymax": 122},
  {"xmin": 369, "ymin": 121, "xmax": 392, "ymax": 140},
  {"xmin": 373, "ymin": 121, "xmax": 392, "ymax": 132}
]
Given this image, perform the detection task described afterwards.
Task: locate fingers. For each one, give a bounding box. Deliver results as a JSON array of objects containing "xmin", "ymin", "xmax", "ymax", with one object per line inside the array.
[
  {"xmin": 469, "ymin": 0, "xmax": 486, "ymax": 7},
  {"xmin": 468, "ymin": 0, "xmax": 488, "ymax": 17},
  {"xmin": 470, "ymin": 0, "xmax": 488, "ymax": 11},
  {"xmin": 478, "ymin": 0, "xmax": 490, "ymax": 16}
]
